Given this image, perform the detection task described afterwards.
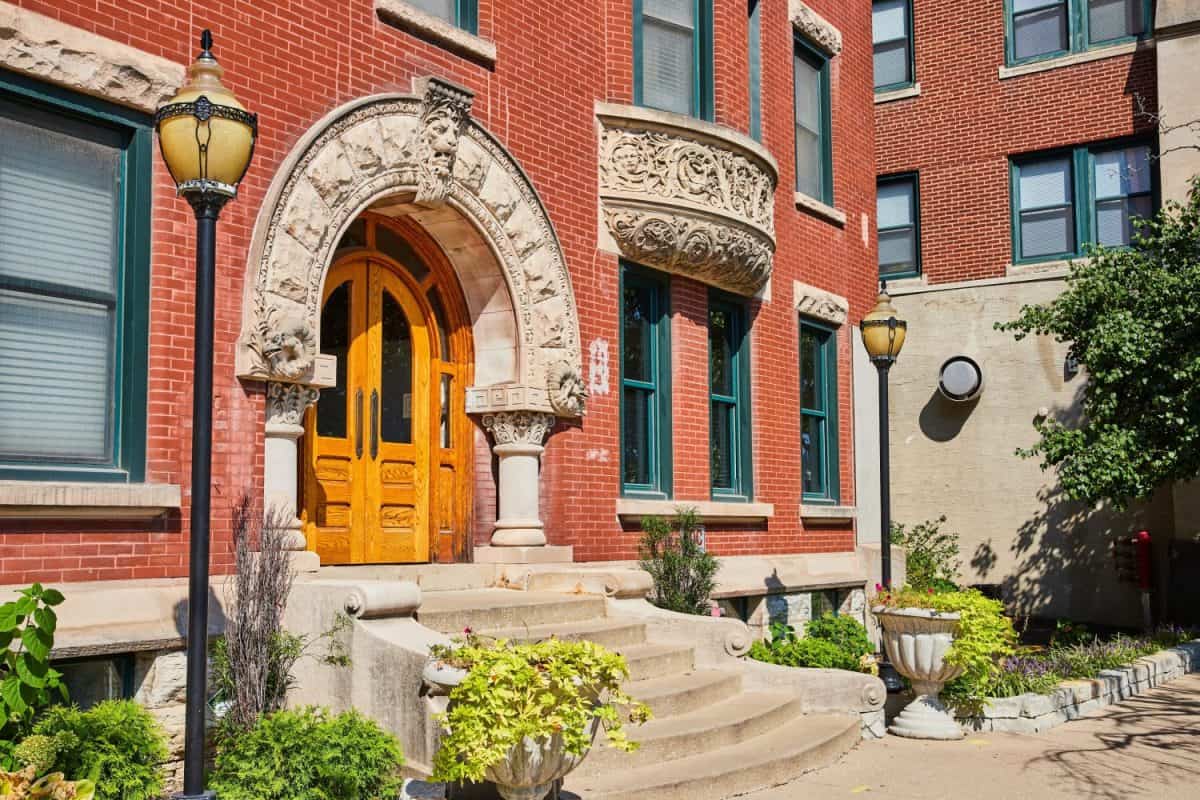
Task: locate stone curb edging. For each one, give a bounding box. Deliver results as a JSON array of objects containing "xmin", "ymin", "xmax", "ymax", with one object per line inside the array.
[{"xmin": 956, "ymin": 640, "xmax": 1200, "ymax": 734}]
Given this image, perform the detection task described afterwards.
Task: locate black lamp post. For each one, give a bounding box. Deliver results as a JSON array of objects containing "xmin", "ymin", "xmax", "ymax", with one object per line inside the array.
[
  {"xmin": 860, "ymin": 284, "xmax": 907, "ymax": 589},
  {"xmin": 154, "ymin": 30, "xmax": 257, "ymax": 800}
]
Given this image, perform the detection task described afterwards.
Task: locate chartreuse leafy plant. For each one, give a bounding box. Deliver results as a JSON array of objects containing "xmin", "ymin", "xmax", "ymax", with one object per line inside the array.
[
  {"xmin": 0, "ymin": 765, "xmax": 94, "ymax": 800},
  {"xmin": 207, "ymin": 707, "xmax": 404, "ymax": 800},
  {"xmin": 0, "ymin": 584, "xmax": 67, "ymax": 768},
  {"xmin": 428, "ymin": 636, "xmax": 651, "ymax": 785},
  {"xmin": 997, "ymin": 179, "xmax": 1200, "ymax": 508}
]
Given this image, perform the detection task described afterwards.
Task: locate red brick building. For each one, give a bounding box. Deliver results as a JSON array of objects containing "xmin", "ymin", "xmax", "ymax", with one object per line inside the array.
[{"xmin": 0, "ymin": 0, "xmax": 881, "ymax": 595}]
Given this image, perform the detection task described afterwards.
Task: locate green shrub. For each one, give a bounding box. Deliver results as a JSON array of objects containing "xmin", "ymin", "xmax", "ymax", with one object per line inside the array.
[
  {"xmin": 32, "ymin": 700, "xmax": 168, "ymax": 800},
  {"xmin": 208, "ymin": 707, "xmax": 404, "ymax": 800},
  {"xmin": 890, "ymin": 516, "xmax": 961, "ymax": 591},
  {"xmin": 0, "ymin": 583, "xmax": 68, "ymax": 761},
  {"xmin": 638, "ymin": 506, "xmax": 719, "ymax": 615},
  {"xmin": 804, "ymin": 613, "xmax": 872, "ymax": 659},
  {"xmin": 748, "ymin": 623, "xmax": 866, "ymax": 672}
]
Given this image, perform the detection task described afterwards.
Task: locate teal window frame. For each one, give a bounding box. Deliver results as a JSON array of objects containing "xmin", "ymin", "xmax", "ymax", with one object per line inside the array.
[
  {"xmin": 877, "ymin": 173, "xmax": 921, "ymax": 280},
  {"xmin": 633, "ymin": 0, "xmax": 715, "ymax": 121},
  {"xmin": 708, "ymin": 293, "xmax": 752, "ymax": 502},
  {"xmin": 1004, "ymin": 0, "xmax": 1153, "ymax": 67},
  {"xmin": 1010, "ymin": 137, "xmax": 1158, "ymax": 266},
  {"xmin": 872, "ymin": 0, "xmax": 915, "ymax": 92},
  {"xmin": 799, "ymin": 319, "xmax": 839, "ymax": 504},
  {"xmin": 748, "ymin": 0, "xmax": 763, "ymax": 140},
  {"xmin": 0, "ymin": 69, "xmax": 151, "ymax": 484},
  {"xmin": 409, "ymin": 0, "xmax": 478, "ymax": 33},
  {"xmin": 620, "ymin": 263, "xmax": 673, "ymax": 499},
  {"xmin": 793, "ymin": 35, "xmax": 834, "ymax": 205}
]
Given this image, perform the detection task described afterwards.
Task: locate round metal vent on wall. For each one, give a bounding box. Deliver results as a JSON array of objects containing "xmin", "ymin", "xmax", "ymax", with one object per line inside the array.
[{"xmin": 938, "ymin": 356, "xmax": 984, "ymax": 402}]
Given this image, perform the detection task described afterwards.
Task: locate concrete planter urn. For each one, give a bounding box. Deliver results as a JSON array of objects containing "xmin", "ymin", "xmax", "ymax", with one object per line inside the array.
[{"xmin": 872, "ymin": 606, "xmax": 965, "ymax": 740}]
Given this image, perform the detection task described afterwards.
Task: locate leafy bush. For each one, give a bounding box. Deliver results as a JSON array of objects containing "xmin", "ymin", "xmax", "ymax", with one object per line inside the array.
[
  {"xmin": 804, "ymin": 613, "xmax": 872, "ymax": 659},
  {"xmin": 1050, "ymin": 618, "xmax": 1093, "ymax": 648},
  {"xmin": 638, "ymin": 506, "xmax": 719, "ymax": 615},
  {"xmin": 428, "ymin": 635, "xmax": 651, "ymax": 785},
  {"xmin": 0, "ymin": 584, "xmax": 68, "ymax": 756},
  {"xmin": 208, "ymin": 707, "xmax": 404, "ymax": 800},
  {"xmin": 890, "ymin": 516, "xmax": 960, "ymax": 591},
  {"xmin": 748, "ymin": 621, "xmax": 875, "ymax": 673},
  {"xmin": 32, "ymin": 700, "xmax": 168, "ymax": 800}
]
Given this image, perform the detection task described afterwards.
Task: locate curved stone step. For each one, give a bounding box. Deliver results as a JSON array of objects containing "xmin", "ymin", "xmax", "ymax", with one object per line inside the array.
[
  {"xmin": 622, "ymin": 669, "xmax": 743, "ymax": 719},
  {"xmin": 616, "ymin": 642, "xmax": 695, "ymax": 681},
  {"xmin": 416, "ymin": 589, "xmax": 606, "ymax": 634},
  {"xmin": 478, "ymin": 618, "xmax": 648, "ymax": 650},
  {"xmin": 567, "ymin": 713, "xmax": 860, "ymax": 800},
  {"xmin": 579, "ymin": 691, "xmax": 804, "ymax": 776}
]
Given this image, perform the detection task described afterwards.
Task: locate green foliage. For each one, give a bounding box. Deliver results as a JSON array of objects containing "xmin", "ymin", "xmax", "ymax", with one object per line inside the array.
[
  {"xmin": 11, "ymin": 734, "xmax": 68, "ymax": 776},
  {"xmin": 996, "ymin": 179, "xmax": 1200, "ymax": 508},
  {"xmin": 638, "ymin": 506, "xmax": 719, "ymax": 615},
  {"xmin": 1050, "ymin": 618, "xmax": 1093, "ymax": 648},
  {"xmin": 0, "ymin": 766, "xmax": 94, "ymax": 800},
  {"xmin": 803, "ymin": 613, "xmax": 873, "ymax": 659},
  {"xmin": 0, "ymin": 584, "xmax": 68, "ymax": 751},
  {"xmin": 890, "ymin": 516, "xmax": 960, "ymax": 591},
  {"xmin": 32, "ymin": 700, "xmax": 168, "ymax": 800},
  {"xmin": 208, "ymin": 707, "xmax": 403, "ymax": 800},
  {"xmin": 428, "ymin": 636, "xmax": 651, "ymax": 785},
  {"xmin": 748, "ymin": 623, "xmax": 866, "ymax": 672}
]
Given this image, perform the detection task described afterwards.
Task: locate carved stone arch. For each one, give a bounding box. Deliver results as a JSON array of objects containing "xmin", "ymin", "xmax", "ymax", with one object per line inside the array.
[{"xmin": 237, "ymin": 77, "xmax": 584, "ymax": 418}]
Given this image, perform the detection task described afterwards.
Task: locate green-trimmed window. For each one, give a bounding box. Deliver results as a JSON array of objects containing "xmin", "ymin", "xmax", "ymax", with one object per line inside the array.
[
  {"xmin": 799, "ymin": 320, "xmax": 839, "ymax": 504},
  {"xmin": 872, "ymin": 0, "xmax": 914, "ymax": 90},
  {"xmin": 634, "ymin": 0, "xmax": 714, "ymax": 120},
  {"xmin": 1006, "ymin": 0, "xmax": 1151, "ymax": 65},
  {"xmin": 0, "ymin": 73, "xmax": 151, "ymax": 483},
  {"xmin": 793, "ymin": 36, "xmax": 833, "ymax": 204},
  {"xmin": 621, "ymin": 265, "xmax": 672, "ymax": 497},
  {"xmin": 877, "ymin": 174, "xmax": 920, "ymax": 279},
  {"xmin": 748, "ymin": 0, "xmax": 763, "ymax": 140},
  {"xmin": 709, "ymin": 295, "xmax": 751, "ymax": 500},
  {"xmin": 407, "ymin": 0, "xmax": 478, "ymax": 33},
  {"xmin": 1012, "ymin": 141, "xmax": 1154, "ymax": 264}
]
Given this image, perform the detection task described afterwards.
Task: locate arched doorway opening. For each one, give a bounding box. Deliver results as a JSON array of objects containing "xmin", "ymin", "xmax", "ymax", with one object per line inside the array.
[{"xmin": 301, "ymin": 213, "xmax": 474, "ymax": 564}]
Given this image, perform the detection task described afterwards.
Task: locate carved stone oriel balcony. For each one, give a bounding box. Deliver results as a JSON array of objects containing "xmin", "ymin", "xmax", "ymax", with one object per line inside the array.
[{"xmin": 596, "ymin": 103, "xmax": 778, "ymax": 296}]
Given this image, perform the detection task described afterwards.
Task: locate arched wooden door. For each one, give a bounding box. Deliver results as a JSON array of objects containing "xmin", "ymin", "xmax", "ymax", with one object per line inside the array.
[{"xmin": 302, "ymin": 215, "xmax": 474, "ymax": 563}]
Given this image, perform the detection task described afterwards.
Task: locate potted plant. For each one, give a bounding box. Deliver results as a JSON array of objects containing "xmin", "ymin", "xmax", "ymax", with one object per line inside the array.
[
  {"xmin": 872, "ymin": 587, "xmax": 1015, "ymax": 740},
  {"xmin": 425, "ymin": 632, "xmax": 651, "ymax": 800}
]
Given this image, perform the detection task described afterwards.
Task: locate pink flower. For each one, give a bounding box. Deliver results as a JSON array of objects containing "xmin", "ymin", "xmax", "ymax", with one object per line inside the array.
[
  {"xmin": 463, "ymin": 626, "xmax": 473, "ymax": 635},
  {"xmin": 927, "ymin": 588, "xmax": 934, "ymax": 595},
  {"xmin": 875, "ymin": 583, "xmax": 883, "ymax": 591}
]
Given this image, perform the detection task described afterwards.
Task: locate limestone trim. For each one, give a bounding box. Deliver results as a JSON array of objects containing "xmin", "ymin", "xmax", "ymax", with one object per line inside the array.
[
  {"xmin": 615, "ymin": 498, "xmax": 774, "ymax": 522},
  {"xmin": 0, "ymin": 1, "xmax": 184, "ymax": 114},
  {"xmin": 596, "ymin": 102, "xmax": 777, "ymax": 297},
  {"xmin": 874, "ymin": 83, "xmax": 921, "ymax": 104},
  {"xmin": 789, "ymin": 1, "xmax": 843, "ymax": 56},
  {"xmin": 890, "ymin": 269, "xmax": 1069, "ymax": 297},
  {"xmin": 793, "ymin": 281, "xmax": 849, "ymax": 326},
  {"xmin": 794, "ymin": 192, "xmax": 847, "ymax": 227},
  {"xmin": 800, "ymin": 504, "xmax": 857, "ymax": 522},
  {"xmin": 266, "ymin": 380, "xmax": 320, "ymax": 427},
  {"xmin": 0, "ymin": 481, "xmax": 180, "ymax": 519},
  {"xmin": 998, "ymin": 38, "xmax": 1154, "ymax": 80},
  {"xmin": 238, "ymin": 83, "xmax": 583, "ymax": 417},
  {"xmin": 375, "ymin": 0, "xmax": 497, "ymax": 66},
  {"xmin": 482, "ymin": 411, "xmax": 556, "ymax": 447}
]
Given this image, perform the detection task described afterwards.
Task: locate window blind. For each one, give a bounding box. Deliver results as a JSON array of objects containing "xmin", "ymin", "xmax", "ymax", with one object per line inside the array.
[
  {"xmin": 1013, "ymin": 0, "xmax": 1069, "ymax": 60},
  {"xmin": 1019, "ymin": 157, "xmax": 1074, "ymax": 258},
  {"xmin": 793, "ymin": 51, "xmax": 824, "ymax": 199},
  {"xmin": 872, "ymin": 0, "xmax": 911, "ymax": 88},
  {"xmin": 641, "ymin": 0, "xmax": 696, "ymax": 116}
]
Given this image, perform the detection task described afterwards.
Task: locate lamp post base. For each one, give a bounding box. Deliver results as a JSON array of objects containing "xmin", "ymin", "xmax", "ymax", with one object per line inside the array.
[{"xmin": 173, "ymin": 792, "xmax": 217, "ymax": 800}]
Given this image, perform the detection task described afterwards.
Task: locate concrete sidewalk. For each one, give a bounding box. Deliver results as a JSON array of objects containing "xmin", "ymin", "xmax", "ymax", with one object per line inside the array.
[{"xmin": 746, "ymin": 672, "xmax": 1200, "ymax": 800}]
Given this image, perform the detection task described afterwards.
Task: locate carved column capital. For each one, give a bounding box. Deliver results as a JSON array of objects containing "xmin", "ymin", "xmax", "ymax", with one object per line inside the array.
[
  {"xmin": 481, "ymin": 411, "xmax": 556, "ymax": 447},
  {"xmin": 266, "ymin": 381, "xmax": 320, "ymax": 428}
]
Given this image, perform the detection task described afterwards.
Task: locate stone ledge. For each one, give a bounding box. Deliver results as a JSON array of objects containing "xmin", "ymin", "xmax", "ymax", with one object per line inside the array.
[
  {"xmin": 998, "ymin": 38, "xmax": 1154, "ymax": 80},
  {"xmin": 789, "ymin": 0, "xmax": 843, "ymax": 56},
  {"xmin": 0, "ymin": 481, "xmax": 181, "ymax": 519},
  {"xmin": 0, "ymin": 1, "xmax": 184, "ymax": 114},
  {"xmin": 375, "ymin": 0, "xmax": 496, "ymax": 66},
  {"xmin": 874, "ymin": 83, "xmax": 921, "ymax": 104},
  {"xmin": 615, "ymin": 498, "xmax": 774, "ymax": 523},
  {"xmin": 800, "ymin": 504, "xmax": 856, "ymax": 522},
  {"xmin": 794, "ymin": 192, "xmax": 847, "ymax": 227}
]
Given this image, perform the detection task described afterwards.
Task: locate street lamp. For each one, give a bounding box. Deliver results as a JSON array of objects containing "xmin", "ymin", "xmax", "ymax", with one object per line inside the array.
[
  {"xmin": 155, "ymin": 30, "xmax": 257, "ymax": 800},
  {"xmin": 860, "ymin": 284, "xmax": 907, "ymax": 589}
]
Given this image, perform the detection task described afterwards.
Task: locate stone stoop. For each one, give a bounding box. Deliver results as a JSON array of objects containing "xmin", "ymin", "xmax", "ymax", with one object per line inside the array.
[{"xmin": 418, "ymin": 588, "xmax": 861, "ymax": 799}]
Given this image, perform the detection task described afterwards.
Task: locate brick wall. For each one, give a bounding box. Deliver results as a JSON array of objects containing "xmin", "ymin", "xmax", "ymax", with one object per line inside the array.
[{"xmin": 1, "ymin": 0, "xmax": 878, "ymax": 582}]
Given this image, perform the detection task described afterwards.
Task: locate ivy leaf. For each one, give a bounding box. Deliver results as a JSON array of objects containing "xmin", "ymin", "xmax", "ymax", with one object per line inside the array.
[
  {"xmin": 1, "ymin": 675, "xmax": 27, "ymax": 714},
  {"xmin": 14, "ymin": 654, "xmax": 46, "ymax": 689},
  {"xmin": 40, "ymin": 589, "xmax": 65, "ymax": 607},
  {"xmin": 0, "ymin": 604, "xmax": 19, "ymax": 633},
  {"xmin": 20, "ymin": 627, "xmax": 51, "ymax": 662},
  {"xmin": 13, "ymin": 596, "xmax": 36, "ymax": 618},
  {"xmin": 33, "ymin": 607, "xmax": 56, "ymax": 634}
]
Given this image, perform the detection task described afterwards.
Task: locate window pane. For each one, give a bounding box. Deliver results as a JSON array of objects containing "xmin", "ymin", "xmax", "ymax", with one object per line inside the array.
[
  {"xmin": 440, "ymin": 374, "xmax": 452, "ymax": 449},
  {"xmin": 428, "ymin": 288, "xmax": 451, "ymax": 360},
  {"xmin": 376, "ymin": 224, "xmax": 430, "ymax": 284},
  {"xmin": 623, "ymin": 386, "xmax": 652, "ymax": 486},
  {"xmin": 801, "ymin": 413, "xmax": 824, "ymax": 496},
  {"xmin": 711, "ymin": 400, "xmax": 734, "ymax": 490},
  {"xmin": 879, "ymin": 229, "xmax": 916, "ymax": 271},
  {"xmin": 1093, "ymin": 146, "xmax": 1151, "ymax": 199},
  {"xmin": 0, "ymin": 290, "xmax": 112, "ymax": 461},
  {"xmin": 1089, "ymin": 0, "xmax": 1143, "ymax": 43},
  {"xmin": 645, "ymin": 0, "xmax": 695, "ymax": 27},
  {"xmin": 334, "ymin": 218, "xmax": 367, "ymax": 257},
  {"xmin": 873, "ymin": 40, "xmax": 910, "ymax": 88},
  {"xmin": 1014, "ymin": 4, "xmax": 1068, "ymax": 60},
  {"xmin": 1021, "ymin": 207, "xmax": 1074, "ymax": 257},
  {"xmin": 406, "ymin": 0, "xmax": 455, "ymax": 22},
  {"xmin": 1096, "ymin": 195, "xmax": 1152, "ymax": 247},
  {"xmin": 795, "ymin": 127, "xmax": 822, "ymax": 198},
  {"xmin": 799, "ymin": 327, "xmax": 822, "ymax": 411},
  {"xmin": 380, "ymin": 291, "xmax": 413, "ymax": 444},
  {"xmin": 872, "ymin": 0, "xmax": 908, "ymax": 43},
  {"xmin": 317, "ymin": 282, "xmax": 351, "ymax": 438},
  {"xmin": 623, "ymin": 283, "xmax": 654, "ymax": 383},
  {"xmin": 877, "ymin": 180, "xmax": 914, "ymax": 227},
  {"xmin": 794, "ymin": 51, "xmax": 824, "ymax": 197},
  {"xmin": 709, "ymin": 306, "xmax": 733, "ymax": 396},
  {"xmin": 642, "ymin": 19, "xmax": 694, "ymax": 116},
  {"xmin": 1019, "ymin": 157, "xmax": 1072, "ymax": 210},
  {"xmin": 793, "ymin": 54, "xmax": 821, "ymax": 132}
]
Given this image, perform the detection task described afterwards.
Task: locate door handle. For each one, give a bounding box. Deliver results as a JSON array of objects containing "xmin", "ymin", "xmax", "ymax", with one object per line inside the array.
[
  {"xmin": 355, "ymin": 388, "xmax": 364, "ymax": 459},
  {"xmin": 370, "ymin": 388, "xmax": 380, "ymax": 460}
]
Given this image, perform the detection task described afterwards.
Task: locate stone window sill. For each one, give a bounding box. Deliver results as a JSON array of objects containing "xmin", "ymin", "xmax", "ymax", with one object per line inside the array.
[
  {"xmin": 800, "ymin": 504, "xmax": 856, "ymax": 522},
  {"xmin": 998, "ymin": 39, "xmax": 1153, "ymax": 80},
  {"xmin": 617, "ymin": 498, "xmax": 774, "ymax": 523},
  {"xmin": 874, "ymin": 83, "xmax": 921, "ymax": 104},
  {"xmin": 0, "ymin": 481, "xmax": 181, "ymax": 520},
  {"xmin": 794, "ymin": 193, "xmax": 847, "ymax": 227},
  {"xmin": 375, "ymin": 0, "xmax": 497, "ymax": 67},
  {"xmin": 1007, "ymin": 257, "xmax": 1084, "ymax": 278}
]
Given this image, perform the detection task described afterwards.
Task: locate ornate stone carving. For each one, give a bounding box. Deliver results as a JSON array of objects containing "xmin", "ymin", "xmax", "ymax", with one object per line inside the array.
[
  {"xmin": 414, "ymin": 76, "xmax": 473, "ymax": 208},
  {"xmin": 789, "ymin": 0, "xmax": 843, "ymax": 56},
  {"xmin": 247, "ymin": 298, "xmax": 317, "ymax": 382},
  {"xmin": 596, "ymin": 103, "xmax": 777, "ymax": 296},
  {"xmin": 266, "ymin": 381, "xmax": 320, "ymax": 426},
  {"xmin": 793, "ymin": 281, "xmax": 849, "ymax": 326},
  {"xmin": 482, "ymin": 411, "xmax": 556, "ymax": 447},
  {"xmin": 546, "ymin": 360, "xmax": 587, "ymax": 417}
]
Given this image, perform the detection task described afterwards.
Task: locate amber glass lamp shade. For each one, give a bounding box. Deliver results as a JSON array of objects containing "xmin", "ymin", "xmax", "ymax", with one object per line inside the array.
[
  {"xmin": 155, "ymin": 30, "xmax": 257, "ymax": 197},
  {"xmin": 860, "ymin": 287, "xmax": 908, "ymax": 365}
]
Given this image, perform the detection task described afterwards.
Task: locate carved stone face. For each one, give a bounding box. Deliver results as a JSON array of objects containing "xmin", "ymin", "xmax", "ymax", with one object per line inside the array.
[
  {"xmin": 263, "ymin": 319, "xmax": 315, "ymax": 380},
  {"xmin": 422, "ymin": 108, "xmax": 460, "ymax": 176}
]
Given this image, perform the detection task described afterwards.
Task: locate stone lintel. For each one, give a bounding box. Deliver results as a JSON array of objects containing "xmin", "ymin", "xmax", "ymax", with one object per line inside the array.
[
  {"xmin": 789, "ymin": 0, "xmax": 844, "ymax": 56},
  {"xmin": 793, "ymin": 280, "xmax": 849, "ymax": 326}
]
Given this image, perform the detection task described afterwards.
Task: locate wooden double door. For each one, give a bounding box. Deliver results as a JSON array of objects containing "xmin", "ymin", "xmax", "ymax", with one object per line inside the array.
[{"xmin": 302, "ymin": 221, "xmax": 472, "ymax": 564}]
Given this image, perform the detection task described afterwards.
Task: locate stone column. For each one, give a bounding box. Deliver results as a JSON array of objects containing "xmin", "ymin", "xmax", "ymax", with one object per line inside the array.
[
  {"xmin": 482, "ymin": 411, "xmax": 556, "ymax": 546},
  {"xmin": 265, "ymin": 382, "xmax": 320, "ymax": 558}
]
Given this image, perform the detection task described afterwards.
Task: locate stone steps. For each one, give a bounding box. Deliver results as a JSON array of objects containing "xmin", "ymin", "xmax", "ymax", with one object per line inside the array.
[
  {"xmin": 417, "ymin": 589, "xmax": 606, "ymax": 634},
  {"xmin": 616, "ymin": 642, "xmax": 695, "ymax": 682},
  {"xmin": 622, "ymin": 669, "xmax": 744, "ymax": 719},
  {"xmin": 478, "ymin": 618, "xmax": 648, "ymax": 650}
]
